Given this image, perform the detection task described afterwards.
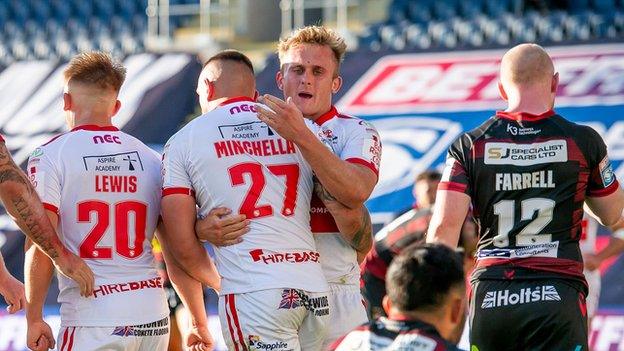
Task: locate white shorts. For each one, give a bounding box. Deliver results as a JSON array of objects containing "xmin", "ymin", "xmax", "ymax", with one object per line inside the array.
[
  {"xmin": 584, "ymin": 268, "xmax": 601, "ymax": 318},
  {"xmin": 322, "ymin": 284, "xmax": 369, "ymax": 350},
  {"xmin": 219, "ymin": 289, "xmax": 329, "ymax": 351},
  {"xmin": 56, "ymin": 317, "xmax": 169, "ymax": 351}
]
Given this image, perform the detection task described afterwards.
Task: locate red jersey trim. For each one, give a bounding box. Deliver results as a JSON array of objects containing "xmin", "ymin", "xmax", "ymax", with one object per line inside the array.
[
  {"xmin": 495, "ymin": 109, "xmax": 555, "ymax": 122},
  {"xmin": 476, "ymin": 256, "xmax": 585, "ymax": 278},
  {"xmin": 313, "ymin": 106, "xmax": 338, "ymax": 126},
  {"xmin": 218, "ymin": 96, "xmax": 255, "ymax": 106},
  {"xmin": 162, "ymin": 187, "xmax": 196, "ymax": 197},
  {"xmin": 70, "ymin": 124, "xmax": 120, "ymax": 132},
  {"xmin": 0, "ymin": 135, "xmax": 4, "ymax": 142},
  {"xmin": 42, "ymin": 202, "xmax": 59, "ymax": 214},
  {"xmin": 587, "ymin": 179, "xmax": 620, "ymax": 198},
  {"xmin": 346, "ymin": 158, "xmax": 379, "ymax": 177},
  {"xmin": 438, "ymin": 181, "xmax": 468, "ymax": 193}
]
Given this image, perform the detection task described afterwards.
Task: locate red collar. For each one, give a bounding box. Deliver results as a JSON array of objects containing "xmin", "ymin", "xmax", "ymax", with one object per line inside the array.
[
  {"xmin": 313, "ymin": 106, "xmax": 338, "ymax": 126},
  {"xmin": 218, "ymin": 96, "xmax": 256, "ymax": 106},
  {"xmin": 496, "ymin": 109, "xmax": 555, "ymax": 122},
  {"xmin": 71, "ymin": 124, "xmax": 119, "ymax": 132}
]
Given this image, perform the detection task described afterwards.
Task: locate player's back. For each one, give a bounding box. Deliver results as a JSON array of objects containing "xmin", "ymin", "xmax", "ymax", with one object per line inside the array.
[
  {"xmin": 443, "ymin": 110, "xmax": 618, "ymax": 282},
  {"xmin": 162, "ymin": 97, "xmax": 328, "ymax": 295},
  {"xmin": 28, "ymin": 125, "xmax": 167, "ymax": 326}
]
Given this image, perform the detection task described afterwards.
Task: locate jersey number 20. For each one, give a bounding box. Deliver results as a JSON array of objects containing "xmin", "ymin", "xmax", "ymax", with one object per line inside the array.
[{"xmin": 78, "ymin": 200, "xmax": 147, "ymax": 259}]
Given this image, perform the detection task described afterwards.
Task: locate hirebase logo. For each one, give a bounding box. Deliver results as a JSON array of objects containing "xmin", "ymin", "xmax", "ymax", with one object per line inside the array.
[
  {"xmin": 481, "ymin": 285, "xmax": 561, "ymax": 309},
  {"xmin": 484, "ymin": 140, "xmax": 567, "ymax": 166},
  {"xmin": 248, "ymin": 335, "xmax": 292, "ymax": 351},
  {"xmin": 249, "ymin": 249, "xmax": 320, "ymax": 265}
]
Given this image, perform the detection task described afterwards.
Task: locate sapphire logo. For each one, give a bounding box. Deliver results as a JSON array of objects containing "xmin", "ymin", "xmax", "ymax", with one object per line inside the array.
[{"xmin": 481, "ymin": 285, "xmax": 561, "ymax": 309}]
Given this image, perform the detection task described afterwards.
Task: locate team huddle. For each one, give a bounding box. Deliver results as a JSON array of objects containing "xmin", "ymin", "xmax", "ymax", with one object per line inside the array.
[{"xmin": 0, "ymin": 24, "xmax": 621, "ymax": 351}]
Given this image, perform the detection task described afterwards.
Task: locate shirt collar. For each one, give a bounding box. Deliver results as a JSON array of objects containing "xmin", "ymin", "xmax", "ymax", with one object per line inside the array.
[
  {"xmin": 313, "ymin": 106, "xmax": 338, "ymax": 126},
  {"xmin": 496, "ymin": 109, "xmax": 555, "ymax": 122},
  {"xmin": 218, "ymin": 96, "xmax": 256, "ymax": 106},
  {"xmin": 71, "ymin": 124, "xmax": 120, "ymax": 132}
]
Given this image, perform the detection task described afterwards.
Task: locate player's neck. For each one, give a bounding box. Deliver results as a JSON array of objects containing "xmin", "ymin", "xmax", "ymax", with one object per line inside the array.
[
  {"xmin": 72, "ymin": 114, "xmax": 114, "ymax": 128},
  {"xmin": 388, "ymin": 308, "xmax": 444, "ymax": 333},
  {"xmin": 505, "ymin": 92, "xmax": 554, "ymax": 115}
]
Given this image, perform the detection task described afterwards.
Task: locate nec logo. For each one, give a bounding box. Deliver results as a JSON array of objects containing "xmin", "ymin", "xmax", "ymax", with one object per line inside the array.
[
  {"xmin": 229, "ymin": 103, "xmax": 257, "ymax": 115},
  {"xmin": 93, "ymin": 135, "xmax": 121, "ymax": 144}
]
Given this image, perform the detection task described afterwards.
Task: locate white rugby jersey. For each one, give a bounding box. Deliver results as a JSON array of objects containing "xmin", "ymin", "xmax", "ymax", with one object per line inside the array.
[
  {"xmin": 580, "ymin": 212, "xmax": 598, "ymax": 254},
  {"xmin": 27, "ymin": 125, "xmax": 168, "ymax": 327},
  {"xmin": 310, "ymin": 106, "xmax": 382, "ymax": 285},
  {"xmin": 162, "ymin": 97, "xmax": 329, "ymax": 295}
]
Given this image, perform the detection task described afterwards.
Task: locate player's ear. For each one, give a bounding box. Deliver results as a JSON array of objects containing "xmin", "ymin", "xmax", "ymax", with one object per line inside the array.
[
  {"xmin": 449, "ymin": 293, "xmax": 464, "ymax": 325},
  {"xmin": 207, "ymin": 80, "xmax": 215, "ymax": 100},
  {"xmin": 551, "ymin": 72, "xmax": 559, "ymax": 93},
  {"xmin": 276, "ymin": 70, "xmax": 284, "ymax": 91},
  {"xmin": 382, "ymin": 295, "xmax": 391, "ymax": 315},
  {"xmin": 63, "ymin": 93, "xmax": 72, "ymax": 111},
  {"xmin": 498, "ymin": 82, "xmax": 508, "ymax": 101},
  {"xmin": 331, "ymin": 75, "xmax": 343, "ymax": 94},
  {"xmin": 112, "ymin": 100, "xmax": 122, "ymax": 116}
]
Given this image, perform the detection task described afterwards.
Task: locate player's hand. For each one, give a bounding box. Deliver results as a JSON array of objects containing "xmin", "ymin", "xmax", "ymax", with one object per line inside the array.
[
  {"xmin": 186, "ymin": 324, "xmax": 215, "ymax": 351},
  {"xmin": 196, "ymin": 207, "xmax": 249, "ymax": 246},
  {"xmin": 0, "ymin": 271, "xmax": 25, "ymax": 313},
  {"xmin": 256, "ymin": 94, "xmax": 310, "ymax": 142},
  {"xmin": 53, "ymin": 250, "xmax": 94, "ymax": 297},
  {"xmin": 26, "ymin": 319, "xmax": 55, "ymax": 351},
  {"xmin": 583, "ymin": 253, "xmax": 602, "ymax": 271}
]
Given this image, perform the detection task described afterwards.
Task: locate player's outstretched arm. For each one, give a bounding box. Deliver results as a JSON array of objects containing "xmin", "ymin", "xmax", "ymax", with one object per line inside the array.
[
  {"xmin": 585, "ymin": 188, "xmax": 624, "ymax": 227},
  {"xmin": 0, "ymin": 251, "xmax": 25, "ymax": 314},
  {"xmin": 426, "ymin": 190, "xmax": 471, "ymax": 249},
  {"xmin": 160, "ymin": 196, "xmax": 220, "ymax": 290},
  {"xmin": 585, "ymin": 216, "xmax": 624, "ymax": 271},
  {"xmin": 257, "ymin": 95, "xmax": 377, "ymax": 209},
  {"xmin": 25, "ymin": 237, "xmax": 56, "ymax": 351},
  {"xmin": 0, "ymin": 143, "xmax": 93, "ymax": 296},
  {"xmin": 315, "ymin": 181, "xmax": 373, "ymax": 262}
]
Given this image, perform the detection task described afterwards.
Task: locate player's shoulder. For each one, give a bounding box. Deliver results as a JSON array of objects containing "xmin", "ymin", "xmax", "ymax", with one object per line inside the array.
[{"xmin": 334, "ymin": 110, "xmax": 379, "ymax": 133}]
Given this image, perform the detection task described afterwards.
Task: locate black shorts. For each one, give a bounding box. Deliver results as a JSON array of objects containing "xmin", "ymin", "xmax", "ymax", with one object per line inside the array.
[{"xmin": 469, "ymin": 278, "xmax": 588, "ymax": 351}]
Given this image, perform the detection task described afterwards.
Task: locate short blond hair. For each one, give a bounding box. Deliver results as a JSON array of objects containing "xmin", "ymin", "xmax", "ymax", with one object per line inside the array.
[
  {"xmin": 64, "ymin": 52, "xmax": 126, "ymax": 92},
  {"xmin": 278, "ymin": 26, "xmax": 347, "ymax": 70}
]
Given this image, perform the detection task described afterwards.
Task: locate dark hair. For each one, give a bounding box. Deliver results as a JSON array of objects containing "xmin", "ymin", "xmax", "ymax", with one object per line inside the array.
[
  {"xmin": 415, "ymin": 170, "xmax": 442, "ymax": 183},
  {"xmin": 204, "ymin": 49, "xmax": 254, "ymax": 74},
  {"xmin": 386, "ymin": 243, "xmax": 464, "ymax": 312}
]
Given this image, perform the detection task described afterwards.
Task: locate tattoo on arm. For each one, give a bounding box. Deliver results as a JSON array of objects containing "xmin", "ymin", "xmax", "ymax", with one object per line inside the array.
[
  {"xmin": 11, "ymin": 196, "xmax": 59, "ymax": 258},
  {"xmin": 314, "ymin": 180, "xmax": 337, "ymax": 202},
  {"xmin": 350, "ymin": 207, "xmax": 373, "ymax": 254},
  {"xmin": 0, "ymin": 145, "xmax": 59, "ymax": 258}
]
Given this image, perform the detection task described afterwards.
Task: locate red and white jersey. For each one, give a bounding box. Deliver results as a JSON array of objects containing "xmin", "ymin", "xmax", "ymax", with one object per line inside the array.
[
  {"xmin": 310, "ymin": 106, "xmax": 382, "ymax": 285},
  {"xmin": 162, "ymin": 97, "xmax": 328, "ymax": 295},
  {"xmin": 27, "ymin": 125, "xmax": 168, "ymax": 327},
  {"xmin": 580, "ymin": 212, "xmax": 599, "ymax": 254}
]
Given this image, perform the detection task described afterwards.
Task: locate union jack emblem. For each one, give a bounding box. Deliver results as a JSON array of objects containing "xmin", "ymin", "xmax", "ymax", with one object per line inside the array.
[
  {"xmin": 112, "ymin": 326, "xmax": 135, "ymax": 336},
  {"xmin": 278, "ymin": 289, "xmax": 301, "ymax": 309}
]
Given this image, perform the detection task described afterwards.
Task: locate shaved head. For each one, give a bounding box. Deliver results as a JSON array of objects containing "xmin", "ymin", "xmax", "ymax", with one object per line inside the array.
[
  {"xmin": 500, "ymin": 44, "xmax": 554, "ymax": 87},
  {"xmin": 197, "ymin": 50, "xmax": 256, "ymax": 113}
]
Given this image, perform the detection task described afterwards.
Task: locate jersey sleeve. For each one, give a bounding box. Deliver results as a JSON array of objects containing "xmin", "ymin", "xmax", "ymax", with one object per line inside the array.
[
  {"xmin": 340, "ymin": 120, "xmax": 382, "ymax": 177},
  {"xmin": 438, "ymin": 135, "xmax": 472, "ymax": 195},
  {"xmin": 27, "ymin": 147, "xmax": 61, "ymax": 214},
  {"xmin": 161, "ymin": 132, "xmax": 194, "ymax": 197},
  {"xmin": 586, "ymin": 128, "xmax": 619, "ymax": 197}
]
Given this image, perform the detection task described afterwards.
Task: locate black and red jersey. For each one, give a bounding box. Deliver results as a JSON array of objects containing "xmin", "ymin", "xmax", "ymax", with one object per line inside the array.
[
  {"xmin": 328, "ymin": 318, "xmax": 462, "ymax": 351},
  {"xmin": 440, "ymin": 110, "xmax": 619, "ymax": 282}
]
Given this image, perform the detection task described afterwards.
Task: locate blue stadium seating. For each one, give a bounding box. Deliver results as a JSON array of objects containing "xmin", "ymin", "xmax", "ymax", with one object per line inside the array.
[
  {"xmin": 362, "ymin": 0, "xmax": 624, "ymax": 51},
  {"xmin": 0, "ymin": 0, "xmax": 171, "ymax": 64}
]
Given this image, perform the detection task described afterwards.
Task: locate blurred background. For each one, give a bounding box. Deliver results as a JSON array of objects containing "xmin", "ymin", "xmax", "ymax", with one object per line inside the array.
[{"xmin": 0, "ymin": 0, "xmax": 623, "ymax": 350}]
